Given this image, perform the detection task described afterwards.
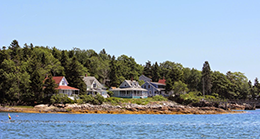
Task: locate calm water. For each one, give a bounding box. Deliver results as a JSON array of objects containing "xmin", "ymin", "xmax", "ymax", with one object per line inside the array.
[{"xmin": 1, "ymin": 110, "xmax": 260, "ymax": 139}]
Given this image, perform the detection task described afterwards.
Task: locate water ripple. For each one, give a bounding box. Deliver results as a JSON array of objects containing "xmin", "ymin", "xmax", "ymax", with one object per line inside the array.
[{"xmin": 1, "ymin": 111, "xmax": 260, "ymax": 138}]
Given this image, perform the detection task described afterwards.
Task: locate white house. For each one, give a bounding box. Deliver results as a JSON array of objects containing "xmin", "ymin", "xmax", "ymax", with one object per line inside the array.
[
  {"xmin": 110, "ymin": 80, "xmax": 148, "ymax": 98},
  {"xmin": 82, "ymin": 75, "xmax": 108, "ymax": 98},
  {"xmin": 52, "ymin": 76, "xmax": 80, "ymax": 99}
]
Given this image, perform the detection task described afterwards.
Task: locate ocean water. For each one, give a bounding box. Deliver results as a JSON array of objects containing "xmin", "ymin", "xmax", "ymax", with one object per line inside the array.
[{"xmin": 1, "ymin": 110, "xmax": 260, "ymax": 139}]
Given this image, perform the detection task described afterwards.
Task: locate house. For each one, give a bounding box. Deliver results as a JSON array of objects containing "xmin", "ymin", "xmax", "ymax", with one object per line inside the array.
[
  {"xmin": 139, "ymin": 75, "xmax": 152, "ymax": 82},
  {"xmin": 52, "ymin": 76, "xmax": 80, "ymax": 99},
  {"xmin": 82, "ymin": 75, "xmax": 108, "ymax": 98},
  {"xmin": 139, "ymin": 75, "xmax": 166, "ymax": 97},
  {"xmin": 110, "ymin": 80, "xmax": 148, "ymax": 98},
  {"xmin": 141, "ymin": 82, "xmax": 166, "ymax": 97}
]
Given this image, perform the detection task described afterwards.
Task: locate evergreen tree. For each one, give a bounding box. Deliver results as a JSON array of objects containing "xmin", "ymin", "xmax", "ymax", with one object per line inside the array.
[
  {"xmin": 143, "ymin": 61, "xmax": 152, "ymax": 79},
  {"xmin": 202, "ymin": 61, "xmax": 212, "ymax": 95},
  {"xmin": 9, "ymin": 40, "xmax": 21, "ymax": 60},
  {"xmin": 66, "ymin": 56, "xmax": 87, "ymax": 94},
  {"xmin": 43, "ymin": 74, "xmax": 58, "ymax": 103},
  {"xmin": 165, "ymin": 76, "xmax": 173, "ymax": 93},
  {"xmin": 109, "ymin": 55, "xmax": 120, "ymax": 87},
  {"xmin": 152, "ymin": 62, "xmax": 160, "ymax": 82},
  {"xmin": 52, "ymin": 47, "xmax": 61, "ymax": 60},
  {"xmin": 187, "ymin": 68, "xmax": 201, "ymax": 91},
  {"xmin": 253, "ymin": 78, "xmax": 260, "ymax": 99},
  {"xmin": 29, "ymin": 55, "xmax": 44, "ymax": 104},
  {"xmin": 60, "ymin": 50, "xmax": 69, "ymax": 76}
]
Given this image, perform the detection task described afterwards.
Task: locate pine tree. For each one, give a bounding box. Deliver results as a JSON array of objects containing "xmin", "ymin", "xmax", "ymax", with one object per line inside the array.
[
  {"xmin": 43, "ymin": 74, "xmax": 58, "ymax": 102},
  {"xmin": 29, "ymin": 55, "xmax": 44, "ymax": 104},
  {"xmin": 143, "ymin": 61, "xmax": 152, "ymax": 79},
  {"xmin": 109, "ymin": 55, "xmax": 120, "ymax": 87},
  {"xmin": 202, "ymin": 61, "xmax": 212, "ymax": 95},
  {"xmin": 52, "ymin": 47, "xmax": 61, "ymax": 60},
  {"xmin": 60, "ymin": 50, "xmax": 69, "ymax": 76},
  {"xmin": 165, "ymin": 76, "xmax": 173, "ymax": 93},
  {"xmin": 66, "ymin": 56, "xmax": 86, "ymax": 94},
  {"xmin": 152, "ymin": 62, "xmax": 160, "ymax": 82}
]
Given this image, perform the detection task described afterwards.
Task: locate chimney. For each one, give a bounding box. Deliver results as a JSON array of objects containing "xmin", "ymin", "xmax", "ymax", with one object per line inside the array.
[
  {"xmin": 131, "ymin": 77, "xmax": 133, "ymax": 81},
  {"xmin": 85, "ymin": 73, "xmax": 88, "ymax": 77}
]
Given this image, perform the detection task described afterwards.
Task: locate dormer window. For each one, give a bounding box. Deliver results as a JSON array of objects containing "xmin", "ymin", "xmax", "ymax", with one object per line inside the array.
[{"xmin": 93, "ymin": 82, "xmax": 96, "ymax": 88}]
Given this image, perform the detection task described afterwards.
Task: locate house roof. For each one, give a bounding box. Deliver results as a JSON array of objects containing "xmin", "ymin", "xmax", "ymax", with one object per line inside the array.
[
  {"xmin": 56, "ymin": 86, "xmax": 79, "ymax": 90},
  {"xmin": 110, "ymin": 87, "xmax": 147, "ymax": 91},
  {"xmin": 158, "ymin": 79, "xmax": 166, "ymax": 85},
  {"xmin": 139, "ymin": 75, "xmax": 152, "ymax": 82},
  {"xmin": 52, "ymin": 76, "xmax": 64, "ymax": 84},
  {"xmin": 44, "ymin": 76, "xmax": 79, "ymax": 90},
  {"xmin": 82, "ymin": 76, "xmax": 106, "ymax": 89},
  {"xmin": 151, "ymin": 82, "xmax": 166, "ymax": 86},
  {"xmin": 124, "ymin": 80, "xmax": 141, "ymax": 88},
  {"xmin": 142, "ymin": 82, "xmax": 164, "ymax": 91}
]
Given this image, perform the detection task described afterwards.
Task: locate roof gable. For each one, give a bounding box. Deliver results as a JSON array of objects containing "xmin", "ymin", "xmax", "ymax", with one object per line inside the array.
[
  {"xmin": 139, "ymin": 75, "xmax": 152, "ymax": 82},
  {"xmin": 141, "ymin": 82, "xmax": 160, "ymax": 90},
  {"xmin": 52, "ymin": 76, "xmax": 69, "ymax": 86},
  {"xmin": 119, "ymin": 80, "xmax": 141, "ymax": 88},
  {"xmin": 82, "ymin": 76, "xmax": 106, "ymax": 89}
]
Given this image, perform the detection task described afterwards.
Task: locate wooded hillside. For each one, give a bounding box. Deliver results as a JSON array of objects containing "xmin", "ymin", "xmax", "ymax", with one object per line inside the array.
[{"xmin": 1, "ymin": 40, "xmax": 259, "ymax": 105}]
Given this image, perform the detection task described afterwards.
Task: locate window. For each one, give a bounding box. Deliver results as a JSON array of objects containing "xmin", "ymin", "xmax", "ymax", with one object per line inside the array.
[
  {"xmin": 148, "ymin": 85, "xmax": 150, "ymax": 89},
  {"xmin": 62, "ymin": 81, "xmax": 65, "ymax": 85}
]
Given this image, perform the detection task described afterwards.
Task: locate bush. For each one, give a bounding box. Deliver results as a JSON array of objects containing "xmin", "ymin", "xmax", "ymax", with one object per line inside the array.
[
  {"xmin": 169, "ymin": 91, "xmax": 202, "ymax": 105},
  {"xmin": 81, "ymin": 95, "xmax": 94, "ymax": 103},
  {"xmin": 105, "ymin": 97, "xmax": 122, "ymax": 105},
  {"xmin": 107, "ymin": 91, "xmax": 114, "ymax": 97},
  {"xmin": 77, "ymin": 99, "xmax": 84, "ymax": 104},
  {"xmin": 50, "ymin": 94, "xmax": 70, "ymax": 104},
  {"xmin": 152, "ymin": 95, "xmax": 168, "ymax": 101},
  {"xmin": 78, "ymin": 94, "xmax": 105, "ymax": 105},
  {"xmin": 66, "ymin": 97, "xmax": 75, "ymax": 104},
  {"xmin": 94, "ymin": 94, "xmax": 105, "ymax": 105}
]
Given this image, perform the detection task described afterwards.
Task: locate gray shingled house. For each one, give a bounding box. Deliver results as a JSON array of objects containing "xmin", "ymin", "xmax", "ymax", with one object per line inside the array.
[
  {"xmin": 82, "ymin": 75, "xmax": 108, "ymax": 98},
  {"xmin": 110, "ymin": 80, "xmax": 148, "ymax": 98}
]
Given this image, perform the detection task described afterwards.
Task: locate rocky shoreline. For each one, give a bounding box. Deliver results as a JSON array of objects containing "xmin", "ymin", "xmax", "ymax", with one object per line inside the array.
[{"xmin": 0, "ymin": 101, "xmax": 245, "ymax": 114}]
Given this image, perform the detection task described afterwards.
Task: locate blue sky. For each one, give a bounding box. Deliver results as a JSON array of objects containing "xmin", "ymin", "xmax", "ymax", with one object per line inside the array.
[{"xmin": 1, "ymin": 0, "xmax": 260, "ymax": 81}]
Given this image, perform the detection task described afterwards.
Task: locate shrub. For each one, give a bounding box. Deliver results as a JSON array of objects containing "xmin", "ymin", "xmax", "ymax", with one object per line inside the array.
[
  {"xmin": 66, "ymin": 97, "xmax": 75, "ymax": 104},
  {"xmin": 92, "ymin": 99, "xmax": 100, "ymax": 105},
  {"xmin": 81, "ymin": 95, "xmax": 94, "ymax": 103},
  {"xmin": 152, "ymin": 95, "xmax": 168, "ymax": 101},
  {"xmin": 78, "ymin": 94, "xmax": 105, "ymax": 105},
  {"xmin": 77, "ymin": 99, "xmax": 84, "ymax": 104},
  {"xmin": 105, "ymin": 97, "xmax": 121, "ymax": 105},
  {"xmin": 94, "ymin": 94, "xmax": 105, "ymax": 105},
  {"xmin": 107, "ymin": 91, "xmax": 114, "ymax": 97},
  {"xmin": 50, "ymin": 94, "xmax": 69, "ymax": 104}
]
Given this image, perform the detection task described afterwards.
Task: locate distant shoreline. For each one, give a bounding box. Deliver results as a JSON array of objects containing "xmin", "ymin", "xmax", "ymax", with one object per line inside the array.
[{"xmin": 0, "ymin": 102, "xmax": 245, "ymax": 115}]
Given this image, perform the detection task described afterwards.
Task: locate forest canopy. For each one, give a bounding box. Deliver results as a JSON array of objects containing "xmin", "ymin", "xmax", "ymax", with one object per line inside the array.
[{"xmin": 0, "ymin": 40, "xmax": 259, "ymax": 105}]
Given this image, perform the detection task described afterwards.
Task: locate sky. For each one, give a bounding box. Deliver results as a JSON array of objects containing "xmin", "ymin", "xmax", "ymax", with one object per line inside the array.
[{"xmin": 1, "ymin": 0, "xmax": 260, "ymax": 81}]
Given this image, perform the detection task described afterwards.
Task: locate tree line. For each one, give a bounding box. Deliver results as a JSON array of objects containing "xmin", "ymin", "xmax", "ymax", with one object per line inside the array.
[{"xmin": 0, "ymin": 40, "xmax": 259, "ymax": 105}]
